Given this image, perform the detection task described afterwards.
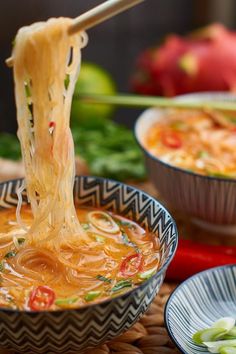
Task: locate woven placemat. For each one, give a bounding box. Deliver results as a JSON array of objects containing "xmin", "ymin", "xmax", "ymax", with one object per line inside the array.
[{"xmin": 83, "ymin": 283, "xmax": 179, "ymax": 354}]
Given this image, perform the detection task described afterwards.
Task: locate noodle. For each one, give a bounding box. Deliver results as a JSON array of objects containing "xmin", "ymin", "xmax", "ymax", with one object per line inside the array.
[
  {"xmin": 12, "ymin": 18, "xmax": 88, "ymax": 248},
  {"xmin": 0, "ymin": 18, "xmax": 161, "ymax": 310}
]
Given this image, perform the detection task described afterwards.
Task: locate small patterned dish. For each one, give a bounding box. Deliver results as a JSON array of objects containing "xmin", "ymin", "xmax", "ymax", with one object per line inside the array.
[{"xmin": 165, "ymin": 264, "xmax": 236, "ymax": 354}]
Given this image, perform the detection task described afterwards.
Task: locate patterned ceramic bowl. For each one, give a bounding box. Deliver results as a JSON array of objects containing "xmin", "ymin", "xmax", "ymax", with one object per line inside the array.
[
  {"xmin": 0, "ymin": 176, "xmax": 178, "ymax": 354},
  {"xmin": 165, "ymin": 264, "xmax": 236, "ymax": 354},
  {"xmin": 135, "ymin": 92, "xmax": 236, "ymax": 235}
]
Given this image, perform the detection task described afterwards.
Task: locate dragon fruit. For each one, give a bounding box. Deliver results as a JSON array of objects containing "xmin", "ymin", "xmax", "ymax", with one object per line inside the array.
[{"xmin": 131, "ymin": 24, "xmax": 236, "ymax": 97}]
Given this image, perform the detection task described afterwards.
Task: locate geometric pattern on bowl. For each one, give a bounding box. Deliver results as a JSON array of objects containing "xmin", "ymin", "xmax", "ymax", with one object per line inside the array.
[
  {"xmin": 165, "ymin": 264, "xmax": 236, "ymax": 354},
  {"xmin": 0, "ymin": 176, "xmax": 178, "ymax": 353}
]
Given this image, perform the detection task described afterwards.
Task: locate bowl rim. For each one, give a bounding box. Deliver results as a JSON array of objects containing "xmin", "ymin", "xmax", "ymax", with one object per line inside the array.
[
  {"xmin": 0, "ymin": 175, "xmax": 178, "ymax": 315},
  {"xmin": 164, "ymin": 263, "xmax": 236, "ymax": 354},
  {"xmin": 134, "ymin": 106, "xmax": 236, "ymax": 184}
]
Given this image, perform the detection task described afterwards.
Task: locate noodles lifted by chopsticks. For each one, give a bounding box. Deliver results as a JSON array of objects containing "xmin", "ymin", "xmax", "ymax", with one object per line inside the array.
[{"xmin": 12, "ymin": 18, "xmax": 88, "ymax": 250}]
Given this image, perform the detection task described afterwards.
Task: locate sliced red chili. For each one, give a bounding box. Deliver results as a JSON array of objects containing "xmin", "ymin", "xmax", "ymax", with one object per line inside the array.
[
  {"xmin": 120, "ymin": 253, "xmax": 143, "ymax": 277},
  {"xmin": 28, "ymin": 286, "xmax": 55, "ymax": 311},
  {"xmin": 161, "ymin": 131, "xmax": 182, "ymax": 149}
]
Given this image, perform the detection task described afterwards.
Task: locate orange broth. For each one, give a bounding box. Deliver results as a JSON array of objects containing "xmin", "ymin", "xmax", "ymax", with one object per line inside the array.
[
  {"xmin": 144, "ymin": 110, "xmax": 236, "ymax": 178},
  {"xmin": 0, "ymin": 206, "xmax": 160, "ymax": 311}
]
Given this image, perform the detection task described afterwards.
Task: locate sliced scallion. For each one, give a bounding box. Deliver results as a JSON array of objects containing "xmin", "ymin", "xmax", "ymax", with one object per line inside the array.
[
  {"xmin": 204, "ymin": 339, "xmax": 236, "ymax": 353},
  {"xmin": 111, "ymin": 279, "xmax": 132, "ymax": 293},
  {"xmin": 96, "ymin": 275, "xmax": 112, "ymax": 283},
  {"xmin": 220, "ymin": 347, "xmax": 236, "ymax": 354},
  {"xmin": 138, "ymin": 267, "xmax": 157, "ymax": 280},
  {"xmin": 193, "ymin": 328, "xmax": 227, "ymax": 345},
  {"xmin": 212, "ymin": 318, "xmax": 235, "ymax": 332},
  {"xmin": 84, "ymin": 291, "xmax": 101, "ymax": 302},
  {"xmin": 4, "ymin": 251, "xmax": 16, "ymax": 259},
  {"xmin": 55, "ymin": 297, "xmax": 78, "ymax": 306}
]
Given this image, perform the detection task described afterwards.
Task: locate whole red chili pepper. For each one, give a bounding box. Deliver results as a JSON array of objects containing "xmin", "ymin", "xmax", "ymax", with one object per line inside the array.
[{"xmin": 166, "ymin": 239, "xmax": 236, "ymax": 281}]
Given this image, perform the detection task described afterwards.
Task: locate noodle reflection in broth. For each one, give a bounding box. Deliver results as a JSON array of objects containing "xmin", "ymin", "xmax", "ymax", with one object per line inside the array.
[{"xmin": 0, "ymin": 18, "xmax": 160, "ymax": 311}]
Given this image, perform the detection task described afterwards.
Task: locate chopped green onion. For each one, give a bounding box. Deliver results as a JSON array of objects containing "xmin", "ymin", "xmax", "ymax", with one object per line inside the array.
[
  {"xmin": 55, "ymin": 297, "xmax": 78, "ymax": 306},
  {"xmin": 229, "ymin": 328, "xmax": 236, "ymax": 337},
  {"xmin": 171, "ymin": 120, "xmax": 187, "ymax": 131},
  {"xmin": 111, "ymin": 279, "xmax": 132, "ymax": 293},
  {"xmin": 220, "ymin": 347, "xmax": 236, "ymax": 354},
  {"xmin": 204, "ymin": 339, "xmax": 236, "ymax": 353},
  {"xmin": 82, "ymin": 223, "xmax": 90, "ymax": 230},
  {"xmin": 4, "ymin": 251, "xmax": 16, "ymax": 259},
  {"xmin": 212, "ymin": 318, "xmax": 235, "ymax": 332},
  {"xmin": 198, "ymin": 150, "xmax": 209, "ymax": 158},
  {"xmin": 193, "ymin": 328, "xmax": 227, "ymax": 345},
  {"xmin": 95, "ymin": 235, "xmax": 105, "ymax": 243},
  {"xmin": 0, "ymin": 262, "xmax": 4, "ymax": 272},
  {"xmin": 96, "ymin": 275, "xmax": 112, "ymax": 283},
  {"xmin": 84, "ymin": 291, "xmax": 101, "ymax": 302},
  {"xmin": 116, "ymin": 219, "xmax": 132, "ymax": 227},
  {"xmin": 138, "ymin": 267, "xmax": 157, "ymax": 280}
]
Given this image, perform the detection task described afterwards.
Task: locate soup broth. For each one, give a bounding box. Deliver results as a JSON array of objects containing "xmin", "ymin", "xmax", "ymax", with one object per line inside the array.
[
  {"xmin": 0, "ymin": 205, "xmax": 160, "ymax": 311},
  {"xmin": 145, "ymin": 109, "xmax": 236, "ymax": 178}
]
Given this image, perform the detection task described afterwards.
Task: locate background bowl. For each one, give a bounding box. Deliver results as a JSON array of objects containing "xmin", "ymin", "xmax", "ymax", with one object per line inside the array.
[
  {"xmin": 0, "ymin": 176, "xmax": 178, "ymax": 353},
  {"xmin": 165, "ymin": 264, "xmax": 236, "ymax": 354},
  {"xmin": 135, "ymin": 92, "xmax": 236, "ymax": 234}
]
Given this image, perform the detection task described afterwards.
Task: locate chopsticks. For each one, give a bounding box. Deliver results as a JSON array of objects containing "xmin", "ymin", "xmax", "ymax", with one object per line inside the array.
[
  {"xmin": 78, "ymin": 93, "xmax": 236, "ymax": 112},
  {"xmin": 6, "ymin": 0, "xmax": 144, "ymax": 67},
  {"xmin": 68, "ymin": 0, "xmax": 144, "ymax": 35}
]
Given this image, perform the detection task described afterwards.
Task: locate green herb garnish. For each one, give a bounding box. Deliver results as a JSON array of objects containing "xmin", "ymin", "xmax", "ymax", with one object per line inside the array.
[
  {"xmin": 0, "ymin": 262, "xmax": 4, "ymax": 272},
  {"xmin": 84, "ymin": 291, "xmax": 101, "ymax": 302},
  {"xmin": 138, "ymin": 267, "xmax": 157, "ymax": 280},
  {"xmin": 111, "ymin": 279, "xmax": 132, "ymax": 293},
  {"xmin": 198, "ymin": 150, "xmax": 209, "ymax": 158},
  {"xmin": 82, "ymin": 223, "xmax": 90, "ymax": 230},
  {"xmin": 95, "ymin": 235, "xmax": 105, "ymax": 243},
  {"xmin": 72, "ymin": 120, "xmax": 146, "ymax": 181},
  {"xmin": 55, "ymin": 297, "xmax": 78, "ymax": 306},
  {"xmin": 96, "ymin": 275, "xmax": 112, "ymax": 283},
  {"xmin": 4, "ymin": 251, "xmax": 16, "ymax": 259}
]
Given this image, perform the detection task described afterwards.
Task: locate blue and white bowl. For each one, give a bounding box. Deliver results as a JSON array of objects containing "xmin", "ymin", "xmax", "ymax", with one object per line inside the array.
[
  {"xmin": 134, "ymin": 92, "xmax": 236, "ymax": 234},
  {"xmin": 165, "ymin": 264, "xmax": 236, "ymax": 354},
  {"xmin": 0, "ymin": 176, "xmax": 178, "ymax": 353}
]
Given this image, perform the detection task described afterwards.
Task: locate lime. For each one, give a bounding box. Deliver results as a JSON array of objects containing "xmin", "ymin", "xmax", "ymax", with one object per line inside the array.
[{"xmin": 71, "ymin": 62, "xmax": 117, "ymax": 128}]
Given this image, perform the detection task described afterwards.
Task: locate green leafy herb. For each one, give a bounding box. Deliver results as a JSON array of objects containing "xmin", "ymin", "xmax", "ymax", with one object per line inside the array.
[
  {"xmin": 0, "ymin": 133, "xmax": 21, "ymax": 160},
  {"xmin": 4, "ymin": 251, "xmax": 16, "ymax": 259},
  {"xmin": 84, "ymin": 291, "xmax": 101, "ymax": 302},
  {"xmin": 55, "ymin": 297, "xmax": 78, "ymax": 306},
  {"xmin": 111, "ymin": 279, "xmax": 132, "ymax": 293},
  {"xmin": 72, "ymin": 120, "xmax": 146, "ymax": 181},
  {"xmin": 96, "ymin": 275, "xmax": 112, "ymax": 283}
]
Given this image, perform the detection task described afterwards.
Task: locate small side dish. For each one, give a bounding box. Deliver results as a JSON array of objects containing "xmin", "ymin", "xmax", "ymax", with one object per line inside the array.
[{"xmin": 144, "ymin": 109, "xmax": 236, "ymax": 178}]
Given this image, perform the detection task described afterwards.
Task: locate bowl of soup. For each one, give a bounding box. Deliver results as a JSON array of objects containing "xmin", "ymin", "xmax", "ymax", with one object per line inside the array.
[
  {"xmin": 0, "ymin": 175, "xmax": 177, "ymax": 353},
  {"xmin": 135, "ymin": 92, "xmax": 236, "ymax": 234}
]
